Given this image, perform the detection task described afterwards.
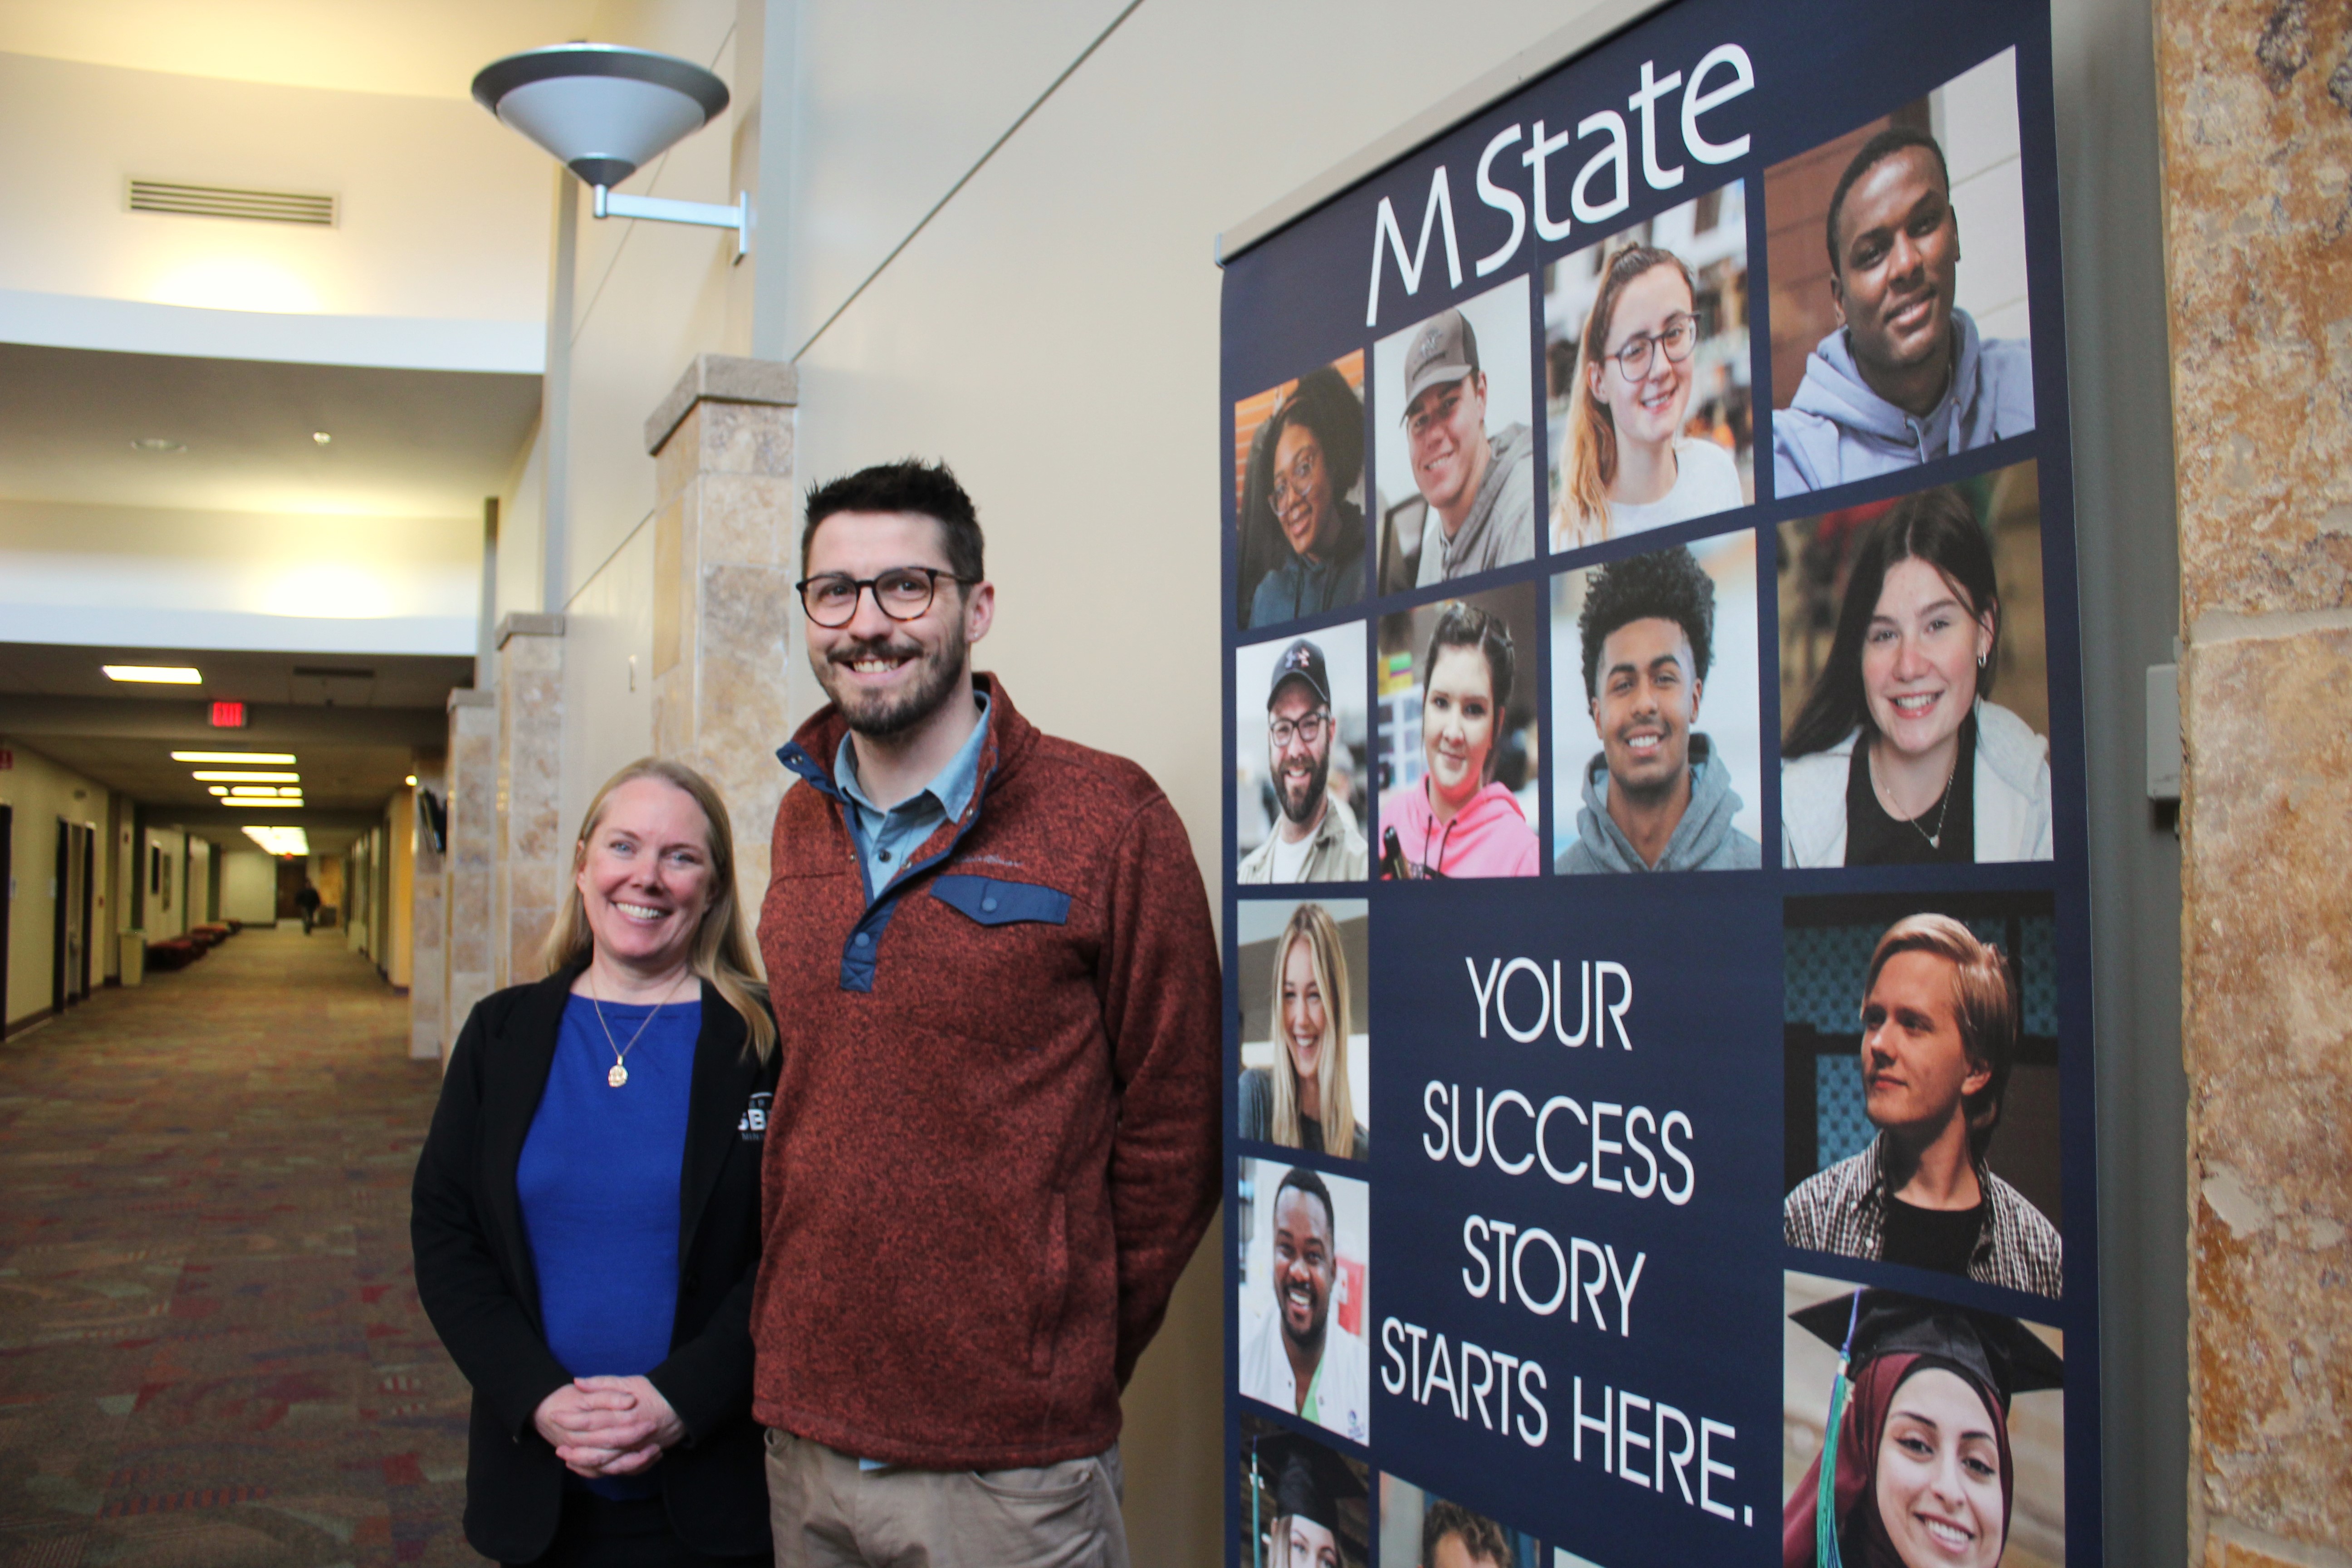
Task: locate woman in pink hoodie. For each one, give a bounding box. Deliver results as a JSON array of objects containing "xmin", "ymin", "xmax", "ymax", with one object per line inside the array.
[{"xmin": 1380, "ymin": 601, "xmax": 1542, "ymax": 878}]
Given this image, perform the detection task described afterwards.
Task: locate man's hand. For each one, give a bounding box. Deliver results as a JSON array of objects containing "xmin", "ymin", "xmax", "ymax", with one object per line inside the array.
[{"xmin": 534, "ymin": 1377, "xmax": 686, "ymax": 1478}]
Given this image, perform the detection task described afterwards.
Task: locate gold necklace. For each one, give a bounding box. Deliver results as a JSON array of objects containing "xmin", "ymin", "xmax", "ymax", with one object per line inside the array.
[
  {"xmin": 1871, "ymin": 740, "xmax": 1959, "ymax": 851},
  {"xmin": 587, "ymin": 968, "xmax": 689, "ymax": 1087}
]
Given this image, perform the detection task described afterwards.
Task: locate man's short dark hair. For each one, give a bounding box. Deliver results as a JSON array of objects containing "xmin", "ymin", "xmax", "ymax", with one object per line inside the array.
[
  {"xmin": 1274, "ymin": 1166, "xmax": 1334, "ymax": 1239},
  {"xmin": 1824, "ymin": 127, "xmax": 1952, "ymax": 274},
  {"xmin": 1421, "ymin": 1499, "xmax": 1512, "ymax": 1568},
  {"xmin": 801, "ymin": 459, "xmax": 985, "ymax": 584},
  {"xmin": 1578, "ymin": 546, "xmax": 1715, "ymax": 700}
]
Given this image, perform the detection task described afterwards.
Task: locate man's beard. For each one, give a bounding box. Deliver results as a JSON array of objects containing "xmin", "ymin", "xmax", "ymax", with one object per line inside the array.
[
  {"xmin": 1281, "ymin": 1294, "xmax": 1329, "ymax": 1359},
  {"xmin": 1275, "ymin": 746, "xmax": 1331, "ymax": 826},
  {"xmin": 819, "ymin": 623, "xmax": 968, "ymax": 739}
]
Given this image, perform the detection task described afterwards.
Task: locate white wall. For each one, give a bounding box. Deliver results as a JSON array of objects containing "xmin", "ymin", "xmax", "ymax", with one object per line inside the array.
[
  {"xmin": 0, "ymin": 51, "xmax": 550, "ymax": 336},
  {"xmin": 0, "ymin": 498, "xmax": 480, "ymax": 653},
  {"xmin": 558, "ymin": 523, "xmax": 657, "ymax": 847},
  {"xmin": 220, "ymin": 849, "xmax": 281, "ymax": 924},
  {"xmin": 0, "ymin": 742, "xmax": 113, "ymax": 1028}
]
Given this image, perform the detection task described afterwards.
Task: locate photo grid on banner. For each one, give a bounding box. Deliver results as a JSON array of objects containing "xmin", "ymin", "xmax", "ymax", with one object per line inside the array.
[{"xmin": 1219, "ymin": 2, "xmax": 2092, "ymax": 1565}]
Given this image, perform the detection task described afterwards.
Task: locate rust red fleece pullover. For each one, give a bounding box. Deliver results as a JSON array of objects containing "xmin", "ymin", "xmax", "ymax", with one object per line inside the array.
[{"xmin": 750, "ymin": 676, "xmax": 1221, "ymax": 1469}]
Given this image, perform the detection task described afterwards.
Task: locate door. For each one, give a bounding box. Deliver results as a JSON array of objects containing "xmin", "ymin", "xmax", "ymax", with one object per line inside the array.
[
  {"xmin": 52, "ymin": 821, "xmax": 74, "ymax": 1014},
  {"xmin": 276, "ymin": 858, "xmax": 305, "ymax": 922},
  {"xmin": 0, "ymin": 804, "xmax": 11, "ymax": 1031},
  {"xmin": 78, "ymin": 827, "xmax": 94, "ymax": 999}
]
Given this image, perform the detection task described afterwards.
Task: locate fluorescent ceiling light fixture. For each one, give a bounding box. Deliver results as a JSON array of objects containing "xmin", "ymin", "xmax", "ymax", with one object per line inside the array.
[
  {"xmin": 130, "ymin": 437, "xmax": 186, "ymax": 453},
  {"xmin": 191, "ymin": 770, "xmax": 299, "ymax": 783},
  {"xmin": 226, "ymin": 785, "xmax": 298, "ymax": 796},
  {"xmin": 208, "ymin": 786, "xmax": 228, "ymax": 796},
  {"xmin": 472, "ymin": 44, "xmax": 748, "ymax": 258},
  {"xmin": 224, "ymin": 796, "xmax": 304, "ymax": 808},
  {"xmin": 105, "ymin": 664, "xmax": 201, "ymax": 684},
  {"xmin": 243, "ymin": 826, "xmax": 310, "ymax": 857},
  {"xmin": 172, "ymin": 751, "xmax": 297, "ymax": 764},
  {"xmin": 312, "ymin": 431, "xmax": 332, "ymax": 445}
]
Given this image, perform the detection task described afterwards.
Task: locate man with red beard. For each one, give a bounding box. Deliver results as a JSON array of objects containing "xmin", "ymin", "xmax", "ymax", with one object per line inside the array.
[
  {"xmin": 1238, "ymin": 637, "xmax": 1369, "ymax": 884},
  {"xmin": 753, "ymin": 460, "xmax": 1221, "ymax": 1566}
]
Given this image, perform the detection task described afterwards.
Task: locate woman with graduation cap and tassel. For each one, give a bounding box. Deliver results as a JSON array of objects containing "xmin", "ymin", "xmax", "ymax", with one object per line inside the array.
[
  {"xmin": 1245, "ymin": 1429, "xmax": 1368, "ymax": 1568},
  {"xmin": 1783, "ymin": 1289, "xmax": 2063, "ymax": 1568}
]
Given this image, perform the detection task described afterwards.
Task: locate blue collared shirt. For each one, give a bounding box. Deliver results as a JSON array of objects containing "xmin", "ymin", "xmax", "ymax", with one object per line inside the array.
[{"xmin": 832, "ymin": 693, "xmax": 991, "ymax": 903}]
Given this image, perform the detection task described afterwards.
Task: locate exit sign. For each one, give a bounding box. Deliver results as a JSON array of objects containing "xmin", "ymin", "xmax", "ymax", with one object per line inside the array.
[{"xmin": 210, "ymin": 701, "xmax": 247, "ymax": 728}]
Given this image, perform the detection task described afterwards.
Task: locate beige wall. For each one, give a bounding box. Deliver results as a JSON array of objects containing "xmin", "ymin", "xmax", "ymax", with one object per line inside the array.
[
  {"xmin": 0, "ymin": 740, "xmax": 113, "ymax": 1030},
  {"xmin": 2156, "ymin": 2, "xmax": 2352, "ymax": 1565}
]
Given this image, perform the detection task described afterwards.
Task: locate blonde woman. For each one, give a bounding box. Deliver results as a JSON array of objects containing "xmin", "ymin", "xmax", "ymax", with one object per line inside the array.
[
  {"xmin": 1237, "ymin": 903, "xmax": 1366, "ymax": 1161},
  {"xmin": 413, "ymin": 758, "xmax": 777, "ymax": 1568},
  {"xmin": 1553, "ymin": 244, "xmax": 1744, "ymax": 552}
]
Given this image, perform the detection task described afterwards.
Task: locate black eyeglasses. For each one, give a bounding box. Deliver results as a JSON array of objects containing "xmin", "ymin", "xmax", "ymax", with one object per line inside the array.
[
  {"xmin": 1268, "ymin": 710, "xmax": 1332, "ymax": 748},
  {"xmin": 795, "ymin": 567, "xmax": 977, "ymax": 627},
  {"xmin": 1608, "ymin": 314, "xmax": 1699, "ymax": 379}
]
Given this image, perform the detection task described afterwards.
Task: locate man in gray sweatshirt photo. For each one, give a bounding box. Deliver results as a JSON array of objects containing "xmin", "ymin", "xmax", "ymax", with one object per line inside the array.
[{"xmin": 1558, "ymin": 544, "xmax": 1763, "ymax": 873}]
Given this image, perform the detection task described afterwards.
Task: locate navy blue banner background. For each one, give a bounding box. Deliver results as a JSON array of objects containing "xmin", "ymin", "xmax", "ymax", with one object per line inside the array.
[{"xmin": 1219, "ymin": 0, "xmax": 2097, "ymax": 1563}]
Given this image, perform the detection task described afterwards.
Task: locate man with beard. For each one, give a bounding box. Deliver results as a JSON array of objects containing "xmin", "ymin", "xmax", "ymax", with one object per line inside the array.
[
  {"xmin": 1774, "ymin": 127, "xmax": 2036, "ymax": 495},
  {"xmin": 1386, "ymin": 306, "xmax": 1536, "ymax": 590},
  {"xmin": 1238, "ymin": 1168, "xmax": 1368, "ymax": 1444},
  {"xmin": 1558, "ymin": 546, "xmax": 1760, "ymax": 872},
  {"xmin": 1238, "ymin": 637, "xmax": 1369, "ymax": 883},
  {"xmin": 754, "ymin": 460, "xmax": 1222, "ymax": 1566}
]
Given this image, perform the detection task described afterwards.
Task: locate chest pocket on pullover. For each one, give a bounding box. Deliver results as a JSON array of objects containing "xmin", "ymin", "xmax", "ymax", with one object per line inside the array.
[{"xmin": 930, "ymin": 875, "xmax": 1071, "ymax": 926}]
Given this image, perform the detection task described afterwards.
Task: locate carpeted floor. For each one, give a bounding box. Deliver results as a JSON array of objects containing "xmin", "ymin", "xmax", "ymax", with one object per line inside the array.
[{"xmin": 0, "ymin": 927, "xmax": 476, "ymax": 1568}]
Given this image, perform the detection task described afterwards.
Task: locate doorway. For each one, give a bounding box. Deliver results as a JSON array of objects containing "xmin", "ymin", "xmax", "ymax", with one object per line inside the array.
[
  {"xmin": 54, "ymin": 821, "xmax": 91, "ymax": 1013},
  {"xmin": 276, "ymin": 858, "xmax": 306, "ymax": 922}
]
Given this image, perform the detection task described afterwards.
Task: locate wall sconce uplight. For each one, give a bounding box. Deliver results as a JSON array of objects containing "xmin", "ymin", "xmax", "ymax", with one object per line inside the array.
[{"xmin": 472, "ymin": 44, "xmax": 748, "ymax": 260}]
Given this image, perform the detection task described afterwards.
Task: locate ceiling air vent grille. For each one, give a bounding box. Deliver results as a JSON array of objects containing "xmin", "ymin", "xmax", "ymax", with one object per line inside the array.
[{"xmin": 127, "ymin": 180, "xmax": 337, "ymax": 227}]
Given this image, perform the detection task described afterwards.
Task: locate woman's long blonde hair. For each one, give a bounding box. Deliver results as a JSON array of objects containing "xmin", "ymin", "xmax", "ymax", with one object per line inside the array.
[
  {"xmin": 1266, "ymin": 903, "xmax": 1357, "ymax": 1160},
  {"xmin": 539, "ymin": 757, "xmax": 776, "ymax": 1060},
  {"xmin": 1560, "ymin": 245, "xmax": 1695, "ymax": 547}
]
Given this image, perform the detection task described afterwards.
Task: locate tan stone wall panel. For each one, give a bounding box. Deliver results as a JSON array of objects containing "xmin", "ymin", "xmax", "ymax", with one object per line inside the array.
[
  {"xmin": 2180, "ymin": 625, "xmax": 2352, "ymax": 1548},
  {"xmin": 2156, "ymin": 0, "xmax": 2352, "ymax": 622}
]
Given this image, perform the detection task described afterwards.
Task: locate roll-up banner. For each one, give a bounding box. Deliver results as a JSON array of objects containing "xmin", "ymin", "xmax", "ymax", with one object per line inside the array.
[{"xmin": 1219, "ymin": 2, "xmax": 2095, "ymax": 1564}]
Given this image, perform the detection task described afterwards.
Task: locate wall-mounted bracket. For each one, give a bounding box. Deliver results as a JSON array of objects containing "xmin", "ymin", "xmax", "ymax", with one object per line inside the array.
[{"xmin": 592, "ymin": 186, "xmax": 750, "ymax": 262}]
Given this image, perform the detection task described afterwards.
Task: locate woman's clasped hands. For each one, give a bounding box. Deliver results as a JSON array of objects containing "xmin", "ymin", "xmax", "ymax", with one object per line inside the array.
[{"xmin": 533, "ymin": 1375, "xmax": 686, "ymax": 1478}]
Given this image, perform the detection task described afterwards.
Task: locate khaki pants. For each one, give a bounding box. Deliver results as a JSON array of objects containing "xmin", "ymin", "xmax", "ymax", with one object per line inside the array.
[{"xmin": 764, "ymin": 1431, "xmax": 1127, "ymax": 1568}]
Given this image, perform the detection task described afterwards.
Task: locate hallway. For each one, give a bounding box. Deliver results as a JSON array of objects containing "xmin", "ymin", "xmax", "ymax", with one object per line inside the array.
[{"xmin": 0, "ymin": 929, "xmax": 471, "ymax": 1568}]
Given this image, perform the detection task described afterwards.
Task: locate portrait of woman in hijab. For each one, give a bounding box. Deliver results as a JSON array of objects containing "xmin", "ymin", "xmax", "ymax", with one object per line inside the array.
[{"xmin": 1782, "ymin": 1288, "xmax": 2063, "ymax": 1568}]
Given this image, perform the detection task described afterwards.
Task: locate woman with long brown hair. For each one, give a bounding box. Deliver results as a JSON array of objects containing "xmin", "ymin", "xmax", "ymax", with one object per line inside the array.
[
  {"xmin": 414, "ymin": 758, "xmax": 777, "ymax": 1567},
  {"xmin": 1236, "ymin": 903, "xmax": 1366, "ymax": 1161},
  {"xmin": 1553, "ymin": 244, "xmax": 1744, "ymax": 552}
]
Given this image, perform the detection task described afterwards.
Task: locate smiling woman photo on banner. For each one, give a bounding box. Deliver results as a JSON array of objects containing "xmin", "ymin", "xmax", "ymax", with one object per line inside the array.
[
  {"xmin": 1780, "ymin": 477, "xmax": 2051, "ymax": 867},
  {"xmin": 1239, "ymin": 360, "xmax": 1370, "ymax": 630},
  {"xmin": 1236, "ymin": 899, "xmax": 1369, "ymax": 1162},
  {"xmin": 1782, "ymin": 1284, "xmax": 2064, "ymax": 1568},
  {"xmin": 1377, "ymin": 593, "xmax": 1540, "ymax": 880}
]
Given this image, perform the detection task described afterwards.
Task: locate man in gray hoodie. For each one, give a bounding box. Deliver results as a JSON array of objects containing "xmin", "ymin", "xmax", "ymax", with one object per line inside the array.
[
  {"xmin": 1558, "ymin": 544, "xmax": 1761, "ymax": 873},
  {"xmin": 1773, "ymin": 127, "xmax": 2035, "ymax": 496},
  {"xmin": 1391, "ymin": 306, "xmax": 1537, "ymax": 587}
]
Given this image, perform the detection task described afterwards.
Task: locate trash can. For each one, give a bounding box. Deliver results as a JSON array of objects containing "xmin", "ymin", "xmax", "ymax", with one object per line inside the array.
[{"xmin": 119, "ymin": 930, "xmax": 146, "ymax": 986}]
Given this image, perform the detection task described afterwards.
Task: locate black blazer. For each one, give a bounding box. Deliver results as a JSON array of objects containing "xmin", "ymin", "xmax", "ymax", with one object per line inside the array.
[{"xmin": 411, "ymin": 968, "xmax": 779, "ymax": 1563}]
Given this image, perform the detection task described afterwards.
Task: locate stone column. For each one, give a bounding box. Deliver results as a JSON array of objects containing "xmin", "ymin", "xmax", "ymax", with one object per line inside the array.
[
  {"xmin": 443, "ymin": 691, "xmax": 499, "ymax": 1065},
  {"xmin": 644, "ymin": 355, "xmax": 800, "ymax": 913},
  {"xmin": 495, "ymin": 614, "xmax": 567, "ymax": 992},
  {"xmin": 2155, "ymin": 5, "xmax": 2352, "ymax": 1565},
  {"xmin": 408, "ymin": 751, "xmax": 447, "ymax": 1061}
]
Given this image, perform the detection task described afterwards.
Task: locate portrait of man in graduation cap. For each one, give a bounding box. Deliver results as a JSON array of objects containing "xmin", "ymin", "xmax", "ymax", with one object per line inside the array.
[
  {"xmin": 1242, "ymin": 1426, "xmax": 1369, "ymax": 1568},
  {"xmin": 1783, "ymin": 1286, "xmax": 2063, "ymax": 1568}
]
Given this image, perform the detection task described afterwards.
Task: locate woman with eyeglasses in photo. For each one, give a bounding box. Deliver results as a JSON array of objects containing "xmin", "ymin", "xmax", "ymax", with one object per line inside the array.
[
  {"xmin": 1237, "ymin": 903, "xmax": 1366, "ymax": 1161},
  {"xmin": 1245, "ymin": 367, "xmax": 1369, "ymax": 630},
  {"xmin": 1554, "ymin": 245, "xmax": 1745, "ymax": 552}
]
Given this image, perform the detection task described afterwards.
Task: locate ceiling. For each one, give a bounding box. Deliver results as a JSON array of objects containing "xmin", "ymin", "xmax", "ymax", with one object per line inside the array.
[
  {"xmin": 0, "ymin": 642, "xmax": 468, "ymax": 837},
  {"xmin": 0, "ymin": 0, "xmax": 598, "ymax": 100},
  {"xmin": 0, "ymin": 343, "xmax": 542, "ymax": 517}
]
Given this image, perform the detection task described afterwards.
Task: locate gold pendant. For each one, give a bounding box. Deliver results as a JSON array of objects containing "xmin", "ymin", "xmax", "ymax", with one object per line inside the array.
[{"xmin": 607, "ymin": 1063, "xmax": 628, "ymax": 1088}]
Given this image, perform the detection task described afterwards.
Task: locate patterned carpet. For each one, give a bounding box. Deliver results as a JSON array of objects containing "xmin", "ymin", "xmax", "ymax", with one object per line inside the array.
[{"xmin": 0, "ymin": 927, "xmax": 476, "ymax": 1568}]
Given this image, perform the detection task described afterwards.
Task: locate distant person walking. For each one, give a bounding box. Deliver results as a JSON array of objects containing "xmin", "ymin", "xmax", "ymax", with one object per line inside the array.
[{"xmin": 295, "ymin": 882, "xmax": 321, "ymax": 935}]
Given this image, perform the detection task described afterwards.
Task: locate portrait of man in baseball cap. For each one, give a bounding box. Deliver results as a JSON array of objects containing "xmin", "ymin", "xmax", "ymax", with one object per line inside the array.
[
  {"xmin": 1236, "ymin": 627, "xmax": 1370, "ymax": 884},
  {"xmin": 1373, "ymin": 275, "xmax": 1539, "ymax": 595}
]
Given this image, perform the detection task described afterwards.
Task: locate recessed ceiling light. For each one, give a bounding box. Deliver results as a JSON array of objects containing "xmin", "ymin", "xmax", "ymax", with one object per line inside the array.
[
  {"xmin": 404, "ymin": 774, "xmax": 417, "ymax": 786},
  {"xmin": 244, "ymin": 826, "xmax": 310, "ymax": 856},
  {"xmin": 191, "ymin": 770, "xmax": 299, "ymax": 783},
  {"xmin": 172, "ymin": 751, "xmax": 297, "ymax": 764},
  {"xmin": 130, "ymin": 437, "xmax": 186, "ymax": 453},
  {"xmin": 105, "ymin": 664, "xmax": 201, "ymax": 684},
  {"xmin": 312, "ymin": 431, "xmax": 331, "ymax": 445}
]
